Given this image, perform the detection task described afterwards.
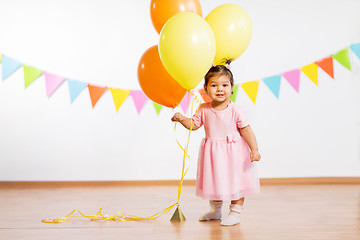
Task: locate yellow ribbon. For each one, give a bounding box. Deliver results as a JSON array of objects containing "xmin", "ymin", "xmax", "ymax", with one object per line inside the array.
[
  {"xmin": 41, "ymin": 205, "xmax": 177, "ymax": 223},
  {"xmin": 174, "ymin": 90, "xmax": 201, "ymax": 202},
  {"xmin": 42, "ymin": 91, "xmax": 201, "ymax": 223}
]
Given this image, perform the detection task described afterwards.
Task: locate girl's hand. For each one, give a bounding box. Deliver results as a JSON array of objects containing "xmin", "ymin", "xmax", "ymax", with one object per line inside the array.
[
  {"xmin": 250, "ymin": 151, "xmax": 261, "ymax": 162},
  {"xmin": 171, "ymin": 112, "xmax": 184, "ymax": 122}
]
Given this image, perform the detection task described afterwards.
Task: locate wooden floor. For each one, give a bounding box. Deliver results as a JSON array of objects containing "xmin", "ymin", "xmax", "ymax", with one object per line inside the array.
[{"xmin": 0, "ymin": 182, "xmax": 359, "ymax": 240}]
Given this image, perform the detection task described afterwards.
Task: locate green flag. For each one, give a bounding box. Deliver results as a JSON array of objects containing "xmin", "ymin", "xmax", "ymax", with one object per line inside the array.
[
  {"xmin": 230, "ymin": 84, "xmax": 239, "ymax": 102},
  {"xmin": 153, "ymin": 102, "xmax": 162, "ymax": 115},
  {"xmin": 23, "ymin": 64, "xmax": 43, "ymax": 88},
  {"xmin": 332, "ymin": 48, "xmax": 351, "ymax": 70}
]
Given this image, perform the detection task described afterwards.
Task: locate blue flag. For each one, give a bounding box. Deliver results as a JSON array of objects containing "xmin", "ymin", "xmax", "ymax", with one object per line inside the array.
[
  {"xmin": 263, "ymin": 75, "xmax": 282, "ymax": 98},
  {"xmin": 2, "ymin": 55, "xmax": 22, "ymax": 81},
  {"xmin": 67, "ymin": 78, "xmax": 88, "ymax": 103},
  {"xmin": 350, "ymin": 43, "xmax": 360, "ymax": 59}
]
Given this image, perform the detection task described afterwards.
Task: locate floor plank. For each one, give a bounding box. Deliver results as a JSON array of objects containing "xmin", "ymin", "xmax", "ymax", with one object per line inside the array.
[{"xmin": 0, "ymin": 183, "xmax": 359, "ymax": 240}]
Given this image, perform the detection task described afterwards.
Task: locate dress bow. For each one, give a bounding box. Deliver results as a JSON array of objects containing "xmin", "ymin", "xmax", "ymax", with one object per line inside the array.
[{"xmin": 226, "ymin": 135, "xmax": 241, "ymax": 143}]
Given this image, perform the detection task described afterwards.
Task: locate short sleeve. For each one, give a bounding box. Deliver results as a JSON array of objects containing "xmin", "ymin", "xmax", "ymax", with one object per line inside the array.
[
  {"xmin": 192, "ymin": 104, "xmax": 205, "ymax": 127},
  {"xmin": 236, "ymin": 105, "xmax": 250, "ymax": 129}
]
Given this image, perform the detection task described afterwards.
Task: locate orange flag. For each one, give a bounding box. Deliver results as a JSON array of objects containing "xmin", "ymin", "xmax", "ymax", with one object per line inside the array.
[
  {"xmin": 198, "ymin": 88, "xmax": 212, "ymax": 103},
  {"xmin": 316, "ymin": 56, "xmax": 334, "ymax": 79},
  {"xmin": 88, "ymin": 84, "xmax": 108, "ymax": 108}
]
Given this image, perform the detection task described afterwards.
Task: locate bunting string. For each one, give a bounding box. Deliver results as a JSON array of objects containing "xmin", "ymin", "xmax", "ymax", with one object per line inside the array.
[{"xmin": 0, "ymin": 43, "xmax": 359, "ymax": 113}]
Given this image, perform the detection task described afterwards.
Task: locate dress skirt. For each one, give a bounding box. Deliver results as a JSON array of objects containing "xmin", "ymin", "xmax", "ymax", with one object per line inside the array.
[{"xmin": 196, "ymin": 136, "xmax": 260, "ymax": 200}]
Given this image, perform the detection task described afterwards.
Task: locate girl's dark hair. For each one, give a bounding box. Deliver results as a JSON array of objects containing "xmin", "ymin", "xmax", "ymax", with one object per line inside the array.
[{"xmin": 204, "ymin": 65, "xmax": 234, "ymax": 87}]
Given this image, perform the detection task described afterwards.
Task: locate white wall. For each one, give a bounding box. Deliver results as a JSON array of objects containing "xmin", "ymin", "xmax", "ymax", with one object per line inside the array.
[{"xmin": 0, "ymin": 0, "xmax": 359, "ymax": 180}]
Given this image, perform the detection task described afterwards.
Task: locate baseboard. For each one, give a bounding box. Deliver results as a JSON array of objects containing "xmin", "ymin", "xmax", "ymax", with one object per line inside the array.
[
  {"xmin": 0, "ymin": 177, "xmax": 359, "ymax": 188},
  {"xmin": 260, "ymin": 177, "xmax": 360, "ymax": 185}
]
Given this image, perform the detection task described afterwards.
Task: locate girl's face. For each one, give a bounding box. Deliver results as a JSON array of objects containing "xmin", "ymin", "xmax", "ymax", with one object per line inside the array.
[{"xmin": 205, "ymin": 74, "xmax": 233, "ymax": 104}]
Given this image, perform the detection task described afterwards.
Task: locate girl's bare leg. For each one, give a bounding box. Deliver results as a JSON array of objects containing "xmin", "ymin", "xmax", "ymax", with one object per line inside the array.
[{"xmin": 231, "ymin": 198, "xmax": 244, "ymax": 206}]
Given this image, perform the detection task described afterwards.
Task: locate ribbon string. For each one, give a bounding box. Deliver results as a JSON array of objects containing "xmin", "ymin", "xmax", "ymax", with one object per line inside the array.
[{"xmin": 42, "ymin": 91, "xmax": 201, "ymax": 223}]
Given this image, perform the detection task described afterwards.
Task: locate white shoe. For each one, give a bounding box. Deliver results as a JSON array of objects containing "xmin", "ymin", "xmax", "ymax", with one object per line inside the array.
[
  {"xmin": 220, "ymin": 204, "xmax": 243, "ymax": 226},
  {"xmin": 199, "ymin": 200, "xmax": 222, "ymax": 221}
]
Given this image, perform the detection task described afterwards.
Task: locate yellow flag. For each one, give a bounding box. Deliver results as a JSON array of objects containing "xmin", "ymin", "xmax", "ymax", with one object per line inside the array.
[
  {"xmin": 110, "ymin": 88, "xmax": 130, "ymax": 112},
  {"xmin": 241, "ymin": 81, "xmax": 259, "ymax": 104},
  {"xmin": 301, "ymin": 63, "xmax": 318, "ymax": 85}
]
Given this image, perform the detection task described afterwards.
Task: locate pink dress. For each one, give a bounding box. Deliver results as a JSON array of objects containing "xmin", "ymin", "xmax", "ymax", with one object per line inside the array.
[{"xmin": 192, "ymin": 102, "xmax": 260, "ymax": 200}]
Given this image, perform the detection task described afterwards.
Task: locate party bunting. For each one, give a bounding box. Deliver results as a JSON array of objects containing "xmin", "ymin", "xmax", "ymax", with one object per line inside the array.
[
  {"xmin": 67, "ymin": 78, "xmax": 88, "ymax": 103},
  {"xmin": 301, "ymin": 63, "xmax": 318, "ymax": 86},
  {"xmin": 316, "ymin": 56, "xmax": 334, "ymax": 79},
  {"xmin": 130, "ymin": 90, "xmax": 148, "ymax": 114},
  {"xmin": 88, "ymin": 84, "xmax": 108, "ymax": 108},
  {"xmin": 0, "ymin": 42, "xmax": 359, "ymax": 111},
  {"xmin": 23, "ymin": 64, "xmax": 43, "ymax": 89},
  {"xmin": 350, "ymin": 43, "xmax": 360, "ymax": 59},
  {"xmin": 110, "ymin": 88, "xmax": 131, "ymax": 112},
  {"xmin": 229, "ymin": 84, "xmax": 239, "ymax": 102},
  {"xmin": 180, "ymin": 92, "xmax": 192, "ymax": 114},
  {"xmin": 198, "ymin": 88, "xmax": 212, "ymax": 103},
  {"xmin": 241, "ymin": 81, "xmax": 259, "ymax": 104},
  {"xmin": 2, "ymin": 55, "xmax": 22, "ymax": 81},
  {"xmin": 332, "ymin": 48, "xmax": 351, "ymax": 70},
  {"xmin": 282, "ymin": 69, "xmax": 300, "ymax": 93},
  {"xmin": 153, "ymin": 102, "xmax": 162, "ymax": 115},
  {"xmin": 44, "ymin": 72, "xmax": 65, "ymax": 97},
  {"xmin": 263, "ymin": 75, "xmax": 281, "ymax": 98}
]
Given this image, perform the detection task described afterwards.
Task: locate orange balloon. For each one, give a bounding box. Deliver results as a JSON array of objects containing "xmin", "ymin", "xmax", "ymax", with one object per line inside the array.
[
  {"xmin": 150, "ymin": 0, "xmax": 202, "ymax": 34},
  {"xmin": 138, "ymin": 45, "xmax": 187, "ymax": 108}
]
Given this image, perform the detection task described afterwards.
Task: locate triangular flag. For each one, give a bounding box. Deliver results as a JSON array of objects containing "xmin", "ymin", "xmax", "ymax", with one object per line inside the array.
[
  {"xmin": 241, "ymin": 81, "xmax": 259, "ymax": 104},
  {"xmin": 130, "ymin": 90, "xmax": 148, "ymax": 114},
  {"xmin": 110, "ymin": 88, "xmax": 131, "ymax": 112},
  {"xmin": 350, "ymin": 43, "xmax": 360, "ymax": 59},
  {"xmin": 282, "ymin": 69, "xmax": 300, "ymax": 93},
  {"xmin": 66, "ymin": 78, "xmax": 88, "ymax": 103},
  {"xmin": 44, "ymin": 72, "xmax": 65, "ymax": 97},
  {"xmin": 316, "ymin": 56, "xmax": 334, "ymax": 79},
  {"xmin": 2, "ymin": 55, "xmax": 22, "ymax": 81},
  {"xmin": 229, "ymin": 84, "xmax": 239, "ymax": 102},
  {"xmin": 153, "ymin": 102, "xmax": 162, "ymax": 115},
  {"xmin": 301, "ymin": 63, "xmax": 318, "ymax": 85},
  {"xmin": 263, "ymin": 75, "xmax": 281, "ymax": 98},
  {"xmin": 180, "ymin": 91, "xmax": 191, "ymax": 114},
  {"xmin": 198, "ymin": 88, "xmax": 212, "ymax": 103},
  {"xmin": 23, "ymin": 64, "xmax": 43, "ymax": 88},
  {"xmin": 332, "ymin": 48, "xmax": 351, "ymax": 70},
  {"xmin": 88, "ymin": 84, "xmax": 108, "ymax": 108}
]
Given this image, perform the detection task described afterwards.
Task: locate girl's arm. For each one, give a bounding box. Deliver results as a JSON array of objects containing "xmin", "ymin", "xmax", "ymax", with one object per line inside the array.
[
  {"xmin": 171, "ymin": 113, "xmax": 200, "ymax": 130},
  {"xmin": 239, "ymin": 125, "xmax": 261, "ymax": 162}
]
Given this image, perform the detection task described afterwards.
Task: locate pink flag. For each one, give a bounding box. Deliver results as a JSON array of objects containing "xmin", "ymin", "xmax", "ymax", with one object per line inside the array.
[
  {"xmin": 282, "ymin": 69, "xmax": 300, "ymax": 93},
  {"xmin": 180, "ymin": 92, "xmax": 192, "ymax": 114},
  {"xmin": 130, "ymin": 90, "xmax": 148, "ymax": 114},
  {"xmin": 44, "ymin": 72, "xmax": 65, "ymax": 97}
]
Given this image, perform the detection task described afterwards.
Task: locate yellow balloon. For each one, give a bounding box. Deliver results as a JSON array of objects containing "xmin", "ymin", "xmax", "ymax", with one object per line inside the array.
[
  {"xmin": 159, "ymin": 12, "xmax": 216, "ymax": 89},
  {"xmin": 205, "ymin": 4, "xmax": 252, "ymax": 65}
]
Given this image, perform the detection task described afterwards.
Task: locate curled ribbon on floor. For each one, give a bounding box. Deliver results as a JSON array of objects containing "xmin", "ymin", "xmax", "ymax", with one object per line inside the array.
[
  {"xmin": 42, "ymin": 91, "xmax": 201, "ymax": 223},
  {"xmin": 41, "ymin": 204, "xmax": 178, "ymax": 223}
]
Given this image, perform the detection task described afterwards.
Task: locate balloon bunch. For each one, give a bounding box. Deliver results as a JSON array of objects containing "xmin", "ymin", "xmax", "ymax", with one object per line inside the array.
[{"xmin": 137, "ymin": 0, "xmax": 252, "ymax": 108}]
